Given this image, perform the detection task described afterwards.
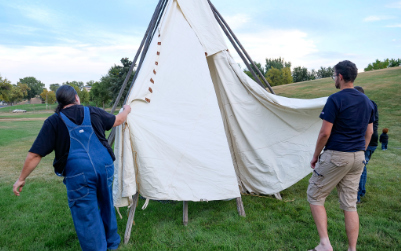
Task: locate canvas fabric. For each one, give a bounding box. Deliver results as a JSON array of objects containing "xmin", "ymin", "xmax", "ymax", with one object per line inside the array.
[{"xmin": 113, "ymin": 0, "xmax": 327, "ymax": 207}]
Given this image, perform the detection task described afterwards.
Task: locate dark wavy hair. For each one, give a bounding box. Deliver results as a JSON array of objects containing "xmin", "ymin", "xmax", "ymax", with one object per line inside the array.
[
  {"xmin": 55, "ymin": 85, "xmax": 78, "ymax": 113},
  {"xmin": 334, "ymin": 60, "xmax": 358, "ymax": 83},
  {"xmin": 354, "ymin": 86, "xmax": 364, "ymax": 93}
]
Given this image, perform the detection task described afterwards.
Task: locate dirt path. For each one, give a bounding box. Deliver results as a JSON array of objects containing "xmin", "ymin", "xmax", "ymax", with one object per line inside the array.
[{"xmin": 0, "ymin": 118, "xmax": 47, "ymax": 122}]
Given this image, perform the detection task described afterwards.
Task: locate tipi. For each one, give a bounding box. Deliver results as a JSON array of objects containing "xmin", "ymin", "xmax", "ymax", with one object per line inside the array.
[{"xmin": 110, "ymin": 0, "xmax": 327, "ymax": 242}]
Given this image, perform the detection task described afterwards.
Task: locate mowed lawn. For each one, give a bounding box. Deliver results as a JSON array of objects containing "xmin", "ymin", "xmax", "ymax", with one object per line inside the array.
[{"xmin": 1, "ymin": 67, "xmax": 400, "ymax": 250}]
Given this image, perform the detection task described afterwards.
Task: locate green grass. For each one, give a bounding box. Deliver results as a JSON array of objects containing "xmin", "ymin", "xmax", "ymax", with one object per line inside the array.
[
  {"xmin": 0, "ymin": 104, "xmax": 57, "ymax": 113},
  {"xmin": 0, "ymin": 112, "xmax": 52, "ymax": 119},
  {"xmin": 1, "ymin": 67, "xmax": 400, "ymax": 250}
]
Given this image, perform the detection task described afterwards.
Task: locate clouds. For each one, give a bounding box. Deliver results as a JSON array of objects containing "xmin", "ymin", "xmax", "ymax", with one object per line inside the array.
[
  {"xmin": 386, "ymin": 24, "xmax": 401, "ymax": 28},
  {"xmin": 0, "ymin": 0, "xmax": 399, "ymax": 87},
  {"xmin": 5, "ymin": 3, "xmax": 64, "ymax": 28},
  {"xmin": 223, "ymin": 14, "xmax": 251, "ymax": 30},
  {"xmin": 385, "ymin": 1, "xmax": 401, "ymax": 9},
  {"xmin": 226, "ymin": 28, "xmax": 319, "ymax": 69},
  {"xmin": 0, "ymin": 36, "xmax": 142, "ymax": 86},
  {"xmin": 363, "ymin": 16, "xmax": 395, "ymax": 22}
]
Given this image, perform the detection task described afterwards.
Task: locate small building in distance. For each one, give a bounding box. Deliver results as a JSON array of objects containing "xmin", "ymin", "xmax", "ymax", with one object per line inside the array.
[{"xmin": 83, "ymin": 86, "xmax": 92, "ymax": 92}]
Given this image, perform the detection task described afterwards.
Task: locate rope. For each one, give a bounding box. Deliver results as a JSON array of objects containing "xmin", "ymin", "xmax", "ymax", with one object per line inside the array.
[
  {"xmin": 141, "ymin": 198, "xmax": 150, "ymax": 210},
  {"xmin": 116, "ymin": 207, "xmax": 123, "ymax": 219},
  {"xmin": 127, "ymin": 123, "xmax": 140, "ymax": 195}
]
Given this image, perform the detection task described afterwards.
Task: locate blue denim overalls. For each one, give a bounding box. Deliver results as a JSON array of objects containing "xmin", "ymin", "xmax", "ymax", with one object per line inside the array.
[{"xmin": 60, "ymin": 107, "xmax": 120, "ymax": 250}]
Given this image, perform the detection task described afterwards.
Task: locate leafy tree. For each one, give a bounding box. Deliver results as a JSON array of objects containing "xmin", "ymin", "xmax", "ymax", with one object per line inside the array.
[
  {"xmin": 265, "ymin": 57, "xmax": 291, "ymax": 72},
  {"xmin": 50, "ymin": 83, "xmax": 60, "ymax": 92},
  {"xmin": 40, "ymin": 88, "xmax": 48, "ymax": 101},
  {"xmin": 40, "ymin": 89, "xmax": 56, "ymax": 105},
  {"xmin": 265, "ymin": 67, "xmax": 282, "ymax": 86},
  {"xmin": 364, "ymin": 59, "xmax": 390, "ymax": 71},
  {"xmin": 389, "ymin": 58, "xmax": 401, "ymax": 67},
  {"xmin": 250, "ymin": 61, "xmax": 266, "ymax": 76},
  {"xmin": 106, "ymin": 58, "xmax": 136, "ymax": 106},
  {"xmin": 281, "ymin": 67, "xmax": 293, "ymax": 85},
  {"xmin": 317, "ymin": 66, "xmax": 334, "ymax": 79},
  {"xmin": 9, "ymin": 83, "xmax": 30, "ymax": 105},
  {"xmin": 292, "ymin": 66, "xmax": 309, "ymax": 82},
  {"xmin": 81, "ymin": 88, "xmax": 90, "ymax": 105},
  {"xmin": 244, "ymin": 61, "xmax": 266, "ymax": 82},
  {"xmin": 308, "ymin": 69, "xmax": 317, "ymax": 81},
  {"xmin": 63, "ymin": 81, "xmax": 84, "ymax": 90},
  {"xmin": 19, "ymin": 77, "xmax": 45, "ymax": 101},
  {"xmin": 47, "ymin": 91, "xmax": 56, "ymax": 104},
  {"xmin": 86, "ymin": 80, "xmax": 95, "ymax": 86},
  {"xmin": 91, "ymin": 81, "xmax": 111, "ymax": 109},
  {"xmin": 0, "ymin": 75, "xmax": 12, "ymax": 102},
  {"xmin": 265, "ymin": 67, "xmax": 293, "ymax": 86}
]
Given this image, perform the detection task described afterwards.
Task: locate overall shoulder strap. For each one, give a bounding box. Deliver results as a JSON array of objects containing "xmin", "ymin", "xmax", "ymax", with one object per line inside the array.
[
  {"xmin": 59, "ymin": 111, "xmax": 77, "ymax": 128},
  {"xmin": 82, "ymin": 106, "xmax": 92, "ymax": 126}
]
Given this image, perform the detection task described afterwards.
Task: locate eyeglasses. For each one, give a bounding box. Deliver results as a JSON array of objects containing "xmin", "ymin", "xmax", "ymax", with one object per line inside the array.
[{"xmin": 332, "ymin": 74, "xmax": 337, "ymax": 81}]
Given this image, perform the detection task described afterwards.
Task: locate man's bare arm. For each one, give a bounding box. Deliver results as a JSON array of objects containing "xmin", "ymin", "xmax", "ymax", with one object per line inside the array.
[
  {"xmin": 113, "ymin": 105, "xmax": 132, "ymax": 127},
  {"xmin": 310, "ymin": 120, "xmax": 333, "ymax": 169},
  {"xmin": 364, "ymin": 123, "xmax": 373, "ymax": 150},
  {"xmin": 13, "ymin": 152, "xmax": 42, "ymax": 196}
]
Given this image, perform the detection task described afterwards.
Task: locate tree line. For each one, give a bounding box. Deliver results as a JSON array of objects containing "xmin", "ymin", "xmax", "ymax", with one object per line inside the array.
[
  {"xmin": 364, "ymin": 58, "xmax": 401, "ymax": 71},
  {"xmin": 1, "ymin": 57, "xmax": 399, "ymax": 107},
  {"xmin": 244, "ymin": 57, "xmax": 335, "ymax": 86},
  {"xmin": 243, "ymin": 57, "xmax": 400, "ymax": 86},
  {"xmin": 0, "ymin": 58, "xmax": 134, "ymax": 108}
]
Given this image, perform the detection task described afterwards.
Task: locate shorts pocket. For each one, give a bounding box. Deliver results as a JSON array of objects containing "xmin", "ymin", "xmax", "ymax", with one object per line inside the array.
[
  {"xmin": 64, "ymin": 173, "xmax": 89, "ymax": 201},
  {"xmin": 330, "ymin": 153, "xmax": 349, "ymax": 167}
]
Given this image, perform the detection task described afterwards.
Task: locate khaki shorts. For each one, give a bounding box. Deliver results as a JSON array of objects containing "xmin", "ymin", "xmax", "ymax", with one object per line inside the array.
[{"xmin": 307, "ymin": 150, "xmax": 365, "ymax": 211}]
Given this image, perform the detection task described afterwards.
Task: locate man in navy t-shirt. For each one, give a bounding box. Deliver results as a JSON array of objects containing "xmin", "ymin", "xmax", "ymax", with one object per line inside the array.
[{"xmin": 306, "ymin": 60, "xmax": 374, "ymax": 251}]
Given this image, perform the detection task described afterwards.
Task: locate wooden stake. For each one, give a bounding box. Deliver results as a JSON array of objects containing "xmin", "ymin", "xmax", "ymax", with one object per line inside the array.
[
  {"xmin": 236, "ymin": 197, "xmax": 246, "ymax": 217},
  {"xmin": 124, "ymin": 193, "xmax": 139, "ymax": 244},
  {"xmin": 183, "ymin": 201, "xmax": 188, "ymax": 226}
]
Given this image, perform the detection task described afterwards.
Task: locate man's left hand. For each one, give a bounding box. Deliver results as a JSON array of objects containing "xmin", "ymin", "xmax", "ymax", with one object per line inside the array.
[{"xmin": 310, "ymin": 156, "xmax": 318, "ymax": 169}]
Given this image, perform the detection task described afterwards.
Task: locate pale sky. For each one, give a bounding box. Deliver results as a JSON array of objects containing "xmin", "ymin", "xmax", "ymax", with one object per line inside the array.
[{"xmin": 1, "ymin": 0, "xmax": 400, "ymax": 88}]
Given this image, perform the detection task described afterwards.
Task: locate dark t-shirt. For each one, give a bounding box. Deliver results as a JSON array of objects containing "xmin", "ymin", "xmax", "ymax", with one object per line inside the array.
[
  {"xmin": 369, "ymin": 100, "xmax": 379, "ymax": 147},
  {"xmin": 29, "ymin": 105, "xmax": 116, "ymax": 175},
  {"xmin": 320, "ymin": 88, "xmax": 375, "ymax": 152}
]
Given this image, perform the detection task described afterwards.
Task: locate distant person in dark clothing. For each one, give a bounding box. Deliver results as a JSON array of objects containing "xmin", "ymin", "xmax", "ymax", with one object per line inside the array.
[
  {"xmin": 380, "ymin": 128, "xmax": 389, "ymax": 150},
  {"xmin": 354, "ymin": 86, "xmax": 379, "ymax": 203}
]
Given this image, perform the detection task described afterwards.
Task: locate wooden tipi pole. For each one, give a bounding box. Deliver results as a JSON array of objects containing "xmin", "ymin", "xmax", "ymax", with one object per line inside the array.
[
  {"xmin": 183, "ymin": 201, "xmax": 189, "ymax": 226},
  {"xmin": 114, "ymin": 0, "xmax": 169, "ymax": 245},
  {"xmin": 124, "ymin": 193, "xmax": 139, "ymax": 244},
  {"xmin": 107, "ymin": 0, "xmax": 168, "ymax": 146},
  {"xmin": 208, "ymin": 0, "xmax": 275, "ymax": 94}
]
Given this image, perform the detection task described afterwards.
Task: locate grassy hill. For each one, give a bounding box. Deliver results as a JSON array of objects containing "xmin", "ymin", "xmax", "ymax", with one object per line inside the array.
[
  {"xmin": 274, "ymin": 66, "xmax": 401, "ymax": 150},
  {"xmin": 0, "ymin": 67, "xmax": 400, "ymax": 250}
]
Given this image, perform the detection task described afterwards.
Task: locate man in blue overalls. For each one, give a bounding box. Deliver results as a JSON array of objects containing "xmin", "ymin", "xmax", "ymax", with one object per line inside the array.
[{"xmin": 13, "ymin": 85, "xmax": 131, "ymax": 250}]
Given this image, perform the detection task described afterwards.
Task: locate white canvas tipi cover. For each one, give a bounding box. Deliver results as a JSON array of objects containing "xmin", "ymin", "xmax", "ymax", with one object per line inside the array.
[{"xmin": 113, "ymin": 0, "xmax": 327, "ymax": 207}]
